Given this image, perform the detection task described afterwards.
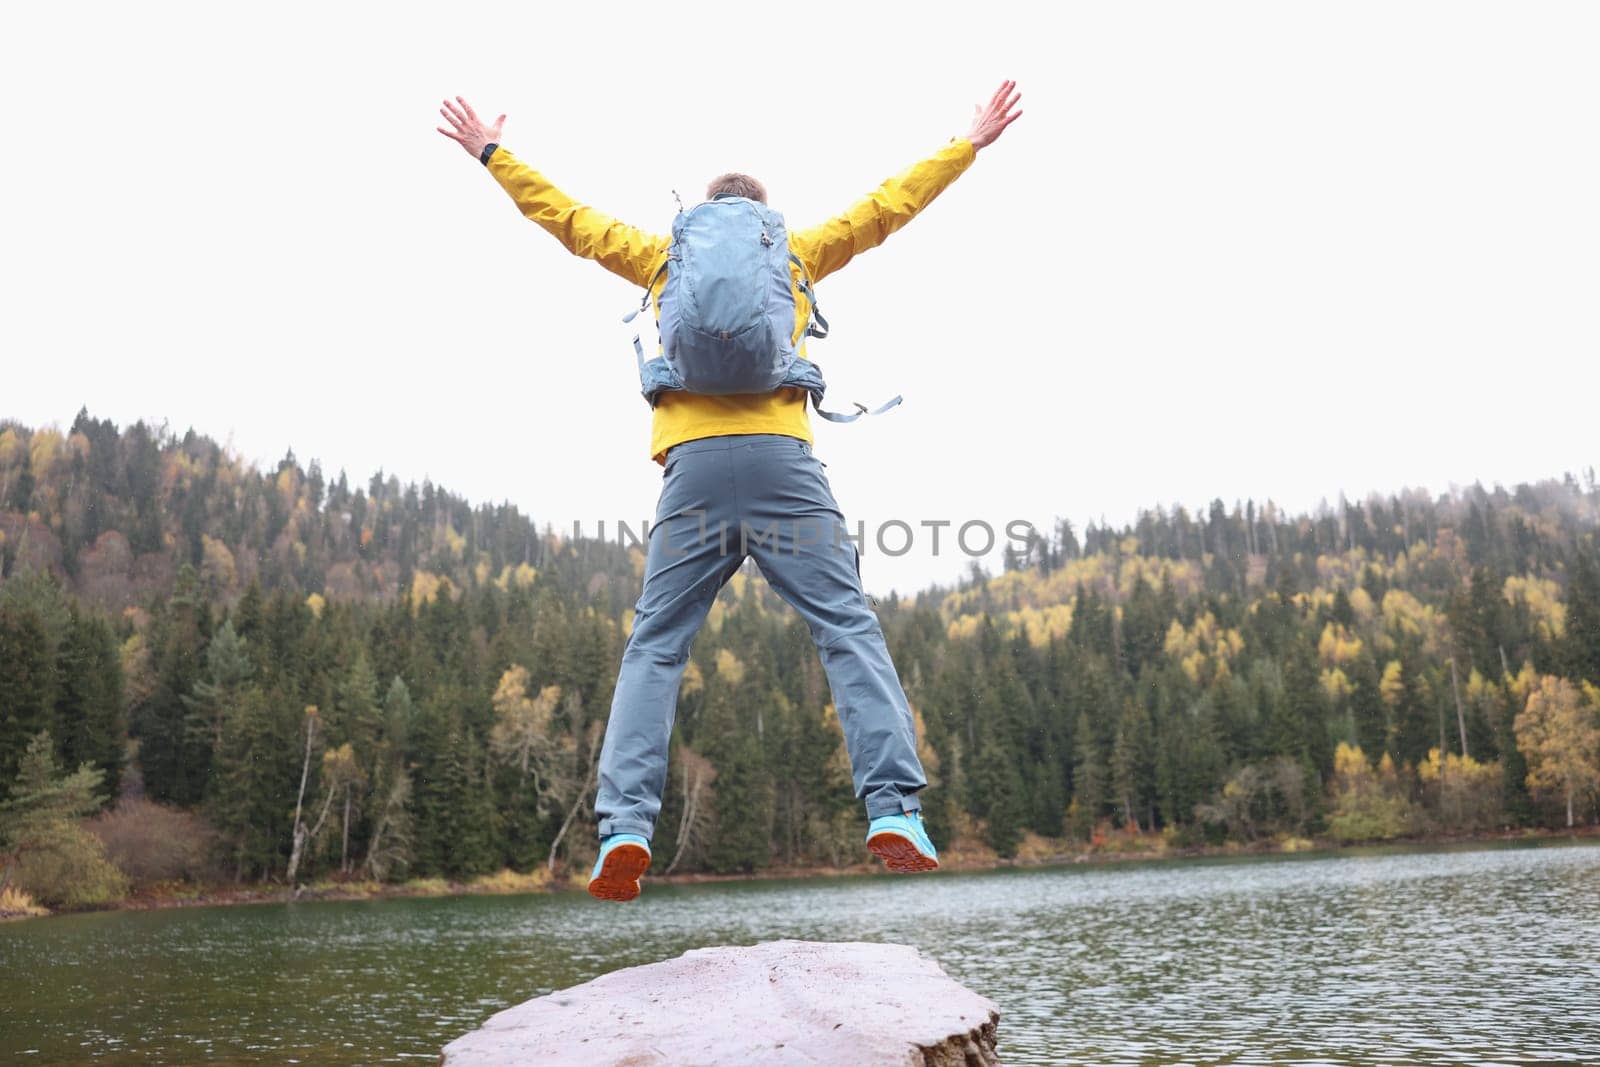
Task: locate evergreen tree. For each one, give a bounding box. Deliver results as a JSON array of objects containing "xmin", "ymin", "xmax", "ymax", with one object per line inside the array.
[
  {"xmin": 210, "ymin": 687, "xmax": 298, "ymax": 882},
  {"xmin": 134, "ymin": 567, "xmax": 210, "ymax": 806},
  {"xmin": 0, "ymin": 604, "xmax": 54, "ymax": 803},
  {"xmin": 51, "ymin": 609, "xmax": 126, "ymax": 803},
  {"xmin": 1494, "ymin": 685, "xmax": 1534, "ymax": 826},
  {"xmin": 1561, "ymin": 548, "xmax": 1600, "ymax": 684},
  {"xmin": 181, "ymin": 619, "xmax": 254, "ymax": 800},
  {"xmin": 1284, "ymin": 641, "xmax": 1332, "ymax": 776},
  {"xmin": 698, "ymin": 665, "xmax": 774, "ymax": 874},
  {"xmin": 1348, "ymin": 656, "xmax": 1387, "ymax": 767},
  {"xmin": 973, "ymin": 737, "xmax": 1026, "ymax": 856},
  {"xmin": 1110, "ymin": 697, "xmax": 1155, "ymax": 830},
  {"xmin": 6, "ymin": 441, "xmax": 34, "ymax": 512},
  {"xmin": 1388, "ymin": 653, "xmax": 1435, "ymax": 770},
  {"xmin": 1071, "ymin": 709, "xmax": 1107, "ymax": 838}
]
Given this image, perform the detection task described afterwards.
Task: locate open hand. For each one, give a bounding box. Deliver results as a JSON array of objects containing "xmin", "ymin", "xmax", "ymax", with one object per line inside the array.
[
  {"xmin": 966, "ymin": 80, "xmax": 1022, "ymax": 151},
  {"xmin": 437, "ymin": 96, "xmax": 505, "ymax": 159}
]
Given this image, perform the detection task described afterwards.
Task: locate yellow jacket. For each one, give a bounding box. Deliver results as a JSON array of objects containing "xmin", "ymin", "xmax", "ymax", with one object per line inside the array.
[{"xmin": 485, "ymin": 138, "xmax": 977, "ymax": 463}]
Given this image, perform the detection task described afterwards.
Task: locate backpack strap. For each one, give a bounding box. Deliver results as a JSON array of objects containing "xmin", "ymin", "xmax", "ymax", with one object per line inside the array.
[
  {"xmin": 811, "ymin": 393, "xmax": 903, "ymax": 423},
  {"xmin": 788, "ymin": 254, "xmax": 829, "ymax": 340},
  {"xmin": 784, "ymin": 254, "xmax": 897, "ymax": 421},
  {"xmin": 624, "ymin": 257, "xmax": 673, "ymax": 371}
]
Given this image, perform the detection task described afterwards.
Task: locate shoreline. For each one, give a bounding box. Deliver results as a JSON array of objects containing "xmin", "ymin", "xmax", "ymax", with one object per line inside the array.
[{"xmin": 5, "ymin": 826, "xmax": 1595, "ymax": 924}]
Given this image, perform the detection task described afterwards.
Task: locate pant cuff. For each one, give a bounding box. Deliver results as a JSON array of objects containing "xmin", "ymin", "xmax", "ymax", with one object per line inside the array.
[
  {"xmin": 597, "ymin": 818, "xmax": 654, "ymax": 841},
  {"xmin": 865, "ymin": 792, "xmax": 923, "ymax": 819}
]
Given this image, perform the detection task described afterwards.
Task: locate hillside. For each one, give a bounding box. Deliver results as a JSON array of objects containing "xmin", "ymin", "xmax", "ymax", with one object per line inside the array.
[{"xmin": 1, "ymin": 410, "xmax": 1597, "ymax": 907}]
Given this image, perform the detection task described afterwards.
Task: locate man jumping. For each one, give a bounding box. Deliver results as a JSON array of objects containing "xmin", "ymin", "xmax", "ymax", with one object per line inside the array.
[{"xmin": 438, "ymin": 81, "xmax": 1022, "ymax": 901}]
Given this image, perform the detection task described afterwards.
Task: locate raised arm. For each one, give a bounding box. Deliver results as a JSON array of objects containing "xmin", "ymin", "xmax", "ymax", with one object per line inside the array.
[
  {"xmin": 437, "ymin": 96, "xmax": 668, "ymax": 289},
  {"xmin": 790, "ymin": 80, "xmax": 1023, "ymax": 284}
]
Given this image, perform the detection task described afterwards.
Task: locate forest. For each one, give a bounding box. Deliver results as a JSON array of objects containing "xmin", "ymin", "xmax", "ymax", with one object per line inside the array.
[{"xmin": 2, "ymin": 409, "xmax": 1598, "ymax": 911}]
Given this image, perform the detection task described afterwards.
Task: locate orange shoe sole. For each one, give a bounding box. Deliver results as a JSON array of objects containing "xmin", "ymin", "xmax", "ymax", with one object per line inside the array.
[
  {"xmin": 867, "ymin": 831, "xmax": 940, "ymax": 873},
  {"xmin": 587, "ymin": 842, "xmax": 651, "ymax": 902}
]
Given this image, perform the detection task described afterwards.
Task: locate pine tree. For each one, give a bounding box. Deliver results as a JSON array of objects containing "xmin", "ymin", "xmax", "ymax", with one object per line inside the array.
[
  {"xmin": 1561, "ymin": 548, "xmax": 1600, "ymax": 684},
  {"xmin": 51, "ymin": 609, "xmax": 126, "ymax": 804},
  {"xmin": 1110, "ymin": 698, "xmax": 1155, "ymax": 830},
  {"xmin": 1284, "ymin": 641, "xmax": 1332, "ymax": 776},
  {"xmin": 6, "ymin": 441, "xmax": 34, "ymax": 512},
  {"xmin": 362, "ymin": 676, "xmax": 418, "ymax": 880},
  {"xmin": 1494, "ymin": 685, "xmax": 1534, "ymax": 826},
  {"xmin": 181, "ymin": 619, "xmax": 254, "ymax": 802},
  {"xmin": 134, "ymin": 568, "xmax": 210, "ymax": 805},
  {"xmin": 0, "ymin": 604, "xmax": 54, "ymax": 803},
  {"xmin": 699, "ymin": 668, "xmax": 774, "ymax": 874},
  {"xmin": 210, "ymin": 688, "xmax": 299, "ymax": 882},
  {"xmin": 1388, "ymin": 653, "xmax": 1435, "ymax": 770},
  {"xmin": 1071, "ymin": 709, "xmax": 1107, "ymax": 839},
  {"xmin": 1348, "ymin": 657, "xmax": 1387, "ymax": 767},
  {"xmin": 974, "ymin": 737, "xmax": 1026, "ymax": 857}
]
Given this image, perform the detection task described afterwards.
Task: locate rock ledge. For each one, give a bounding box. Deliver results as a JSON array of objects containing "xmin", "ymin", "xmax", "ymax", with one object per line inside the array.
[{"xmin": 439, "ymin": 939, "xmax": 1001, "ymax": 1066}]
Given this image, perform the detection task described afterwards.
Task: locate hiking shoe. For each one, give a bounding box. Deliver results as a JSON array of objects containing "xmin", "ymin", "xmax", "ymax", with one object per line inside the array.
[
  {"xmin": 866, "ymin": 810, "xmax": 940, "ymax": 872},
  {"xmin": 587, "ymin": 834, "xmax": 651, "ymax": 902}
]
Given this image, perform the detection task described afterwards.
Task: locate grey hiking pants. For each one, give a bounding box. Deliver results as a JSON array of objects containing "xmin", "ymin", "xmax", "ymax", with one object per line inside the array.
[{"xmin": 595, "ymin": 433, "xmax": 927, "ymax": 840}]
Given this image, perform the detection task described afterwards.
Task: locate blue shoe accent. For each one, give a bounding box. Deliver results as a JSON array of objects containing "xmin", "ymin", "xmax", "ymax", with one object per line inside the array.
[
  {"xmin": 866, "ymin": 811, "xmax": 940, "ymax": 872},
  {"xmin": 588, "ymin": 833, "xmax": 651, "ymax": 902}
]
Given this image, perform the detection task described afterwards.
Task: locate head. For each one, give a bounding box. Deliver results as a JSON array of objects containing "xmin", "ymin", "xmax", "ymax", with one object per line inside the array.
[{"xmin": 705, "ymin": 172, "xmax": 767, "ymax": 204}]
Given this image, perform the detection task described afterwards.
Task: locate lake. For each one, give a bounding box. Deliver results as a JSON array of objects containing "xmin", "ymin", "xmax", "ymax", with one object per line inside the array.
[{"xmin": 4, "ymin": 840, "xmax": 1598, "ymax": 1065}]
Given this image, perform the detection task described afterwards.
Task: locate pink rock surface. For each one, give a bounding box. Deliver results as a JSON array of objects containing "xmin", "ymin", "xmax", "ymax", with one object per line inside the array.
[{"xmin": 438, "ymin": 939, "xmax": 1001, "ymax": 1066}]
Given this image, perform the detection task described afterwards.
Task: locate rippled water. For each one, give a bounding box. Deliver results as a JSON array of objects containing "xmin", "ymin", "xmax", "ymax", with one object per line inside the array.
[{"xmin": 3, "ymin": 841, "xmax": 1598, "ymax": 1065}]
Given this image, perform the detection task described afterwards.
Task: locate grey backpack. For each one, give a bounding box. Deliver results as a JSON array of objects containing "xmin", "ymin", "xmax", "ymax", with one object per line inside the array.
[{"xmin": 626, "ymin": 195, "xmax": 899, "ymax": 423}]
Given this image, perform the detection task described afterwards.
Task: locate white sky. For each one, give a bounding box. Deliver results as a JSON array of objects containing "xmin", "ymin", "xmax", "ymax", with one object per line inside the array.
[{"xmin": 5, "ymin": 2, "xmax": 1597, "ymax": 596}]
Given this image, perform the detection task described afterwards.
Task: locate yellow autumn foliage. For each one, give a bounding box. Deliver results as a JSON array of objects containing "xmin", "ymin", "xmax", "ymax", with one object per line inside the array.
[
  {"xmin": 1164, "ymin": 612, "xmax": 1244, "ymax": 684},
  {"xmin": 493, "ymin": 563, "xmax": 538, "ymax": 591},
  {"xmin": 1502, "ymin": 575, "xmax": 1566, "ymax": 641},
  {"xmin": 409, "ymin": 571, "xmax": 457, "ymax": 611},
  {"xmin": 1326, "ymin": 742, "xmax": 1414, "ymax": 842},
  {"xmin": 714, "ymin": 648, "xmax": 745, "ymax": 687},
  {"xmin": 938, "ymin": 555, "xmax": 1203, "ymax": 632},
  {"xmin": 1505, "ymin": 660, "xmax": 1539, "ymax": 704},
  {"xmin": 680, "ymin": 660, "xmax": 704, "ymax": 696},
  {"xmin": 946, "ymin": 614, "xmax": 984, "ymax": 643},
  {"xmin": 442, "ymin": 524, "xmax": 467, "ymax": 559},
  {"xmin": 1317, "ymin": 622, "xmax": 1363, "ymax": 667},
  {"xmin": 29, "ymin": 428, "xmax": 63, "ymax": 475},
  {"xmin": 1378, "ymin": 660, "xmax": 1406, "ymax": 706},
  {"xmin": 200, "ymin": 535, "xmax": 237, "ymax": 592},
  {"xmin": 1013, "ymin": 603, "xmax": 1074, "ymax": 647},
  {"xmin": 1381, "ymin": 589, "xmax": 1435, "ymax": 638},
  {"xmin": 1514, "ymin": 675, "xmax": 1600, "ymax": 824}
]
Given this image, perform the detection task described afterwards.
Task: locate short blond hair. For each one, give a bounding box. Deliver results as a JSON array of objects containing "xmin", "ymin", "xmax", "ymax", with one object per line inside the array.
[{"xmin": 705, "ymin": 172, "xmax": 767, "ymax": 203}]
